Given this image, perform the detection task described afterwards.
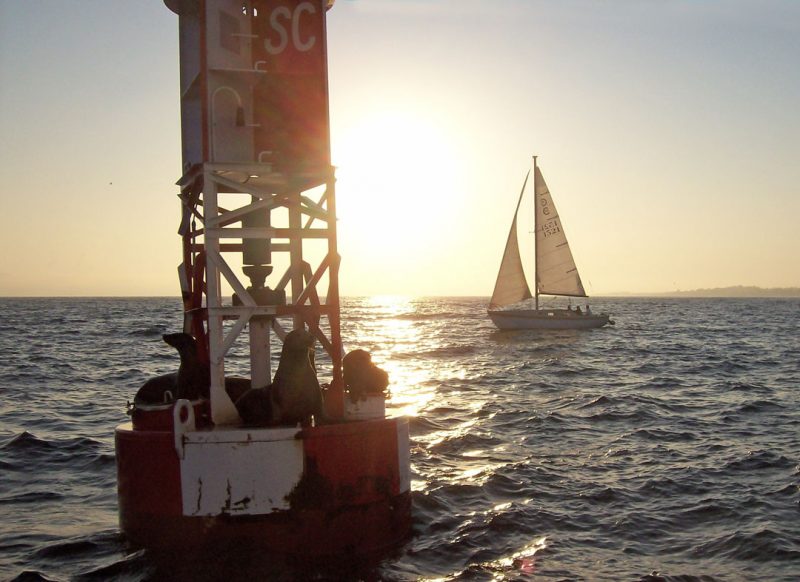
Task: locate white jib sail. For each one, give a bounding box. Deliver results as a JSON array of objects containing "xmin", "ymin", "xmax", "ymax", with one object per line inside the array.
[
  {"xmin": 490, "ymin": 171, "xmax": 533, "ymax": 308},
  {"xmin": 534, "ymin": 165, "xmax": 587, "ymax": 297}
]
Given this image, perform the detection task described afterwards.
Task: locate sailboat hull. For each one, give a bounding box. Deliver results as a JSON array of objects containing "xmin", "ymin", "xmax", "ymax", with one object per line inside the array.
[{"xmin": 488, "ymin": 309, "xmax": 610, "ymax": 330}]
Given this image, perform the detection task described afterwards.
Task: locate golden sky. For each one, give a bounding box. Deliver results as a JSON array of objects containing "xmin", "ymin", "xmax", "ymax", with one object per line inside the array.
[{"xmin": 1, "ymin": 1, "xmax": 798, "ymax": 297}]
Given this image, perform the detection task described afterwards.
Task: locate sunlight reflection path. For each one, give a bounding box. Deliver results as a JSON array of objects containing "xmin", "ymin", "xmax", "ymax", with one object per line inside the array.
[{"xmin": 344, "ymin": 296, "xmax": 438, "ymax": 418}]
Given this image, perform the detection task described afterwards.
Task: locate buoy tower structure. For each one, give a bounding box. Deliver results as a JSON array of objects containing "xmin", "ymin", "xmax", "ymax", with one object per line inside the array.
[{"xmin": 114, "ymin": 0, "xmax": 412, "ymax": 554}]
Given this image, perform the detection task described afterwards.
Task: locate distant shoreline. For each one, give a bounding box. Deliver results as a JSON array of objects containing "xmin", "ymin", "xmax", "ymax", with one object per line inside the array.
[{"xmin": 600, "ymin": 286, "xmax": 800, "ymax": 298}]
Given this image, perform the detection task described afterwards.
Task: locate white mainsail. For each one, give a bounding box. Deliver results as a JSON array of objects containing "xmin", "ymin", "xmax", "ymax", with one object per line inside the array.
[
  {"xmin": 488, "ymin": 158, "xmax": 610, "ymax": 330},
  {"xmin": 534, "ymin": 165, "xmax": 586, "ymax": 298},
  {"xmin": 489, "ymin": 170, "xmax": 533, "ymax": 308}
]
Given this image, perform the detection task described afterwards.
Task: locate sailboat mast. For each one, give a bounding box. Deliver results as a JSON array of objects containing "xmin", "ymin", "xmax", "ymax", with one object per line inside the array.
[{"xmin": 533, "ymin": 155, "xmax": 539, "ymax": 311}]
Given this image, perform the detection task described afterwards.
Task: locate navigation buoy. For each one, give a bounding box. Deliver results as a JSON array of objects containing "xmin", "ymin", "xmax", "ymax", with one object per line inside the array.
[{"xmin": 115, "ymin": 0, "xmax": 412, "ymax": 556}]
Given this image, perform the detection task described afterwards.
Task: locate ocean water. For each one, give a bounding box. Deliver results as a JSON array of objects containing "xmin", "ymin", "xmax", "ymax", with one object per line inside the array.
[{"xmin": 0, "ymin": 296, "xmax": 798, "ymax": 581}]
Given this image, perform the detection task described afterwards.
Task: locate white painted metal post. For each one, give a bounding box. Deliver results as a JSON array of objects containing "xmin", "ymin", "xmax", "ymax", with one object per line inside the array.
[
  {"xmin": 289, "ymin": 190, "xmax": 304, "ymax": 330},
  {"xmin": 204, "ymin": 168, "xmax": 240, "ymax": 425},
  {"xmin": 249, "ymin": 317, "xmax": 271, "ymax": 389}
]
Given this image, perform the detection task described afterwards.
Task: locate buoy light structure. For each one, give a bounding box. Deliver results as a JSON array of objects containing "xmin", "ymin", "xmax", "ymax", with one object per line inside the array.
[{"xmin": 115, "ymin": 0, "xmax": 412, "ymax": 555}]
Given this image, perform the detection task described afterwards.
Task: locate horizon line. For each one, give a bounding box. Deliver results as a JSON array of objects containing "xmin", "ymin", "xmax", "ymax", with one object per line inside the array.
[{"xmin": 1, "ymin": 286, "xmax": 799, "ymax": 300}]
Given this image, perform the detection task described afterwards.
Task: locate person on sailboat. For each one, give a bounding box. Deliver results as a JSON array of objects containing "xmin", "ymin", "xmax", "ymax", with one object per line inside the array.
[
  {"xmin": 586, "ymin": 305, "xmax": 592, "ymax": 315},
  {"xmin": 575, "ymin": 305, "xmax": 582, "ymax": 315}
]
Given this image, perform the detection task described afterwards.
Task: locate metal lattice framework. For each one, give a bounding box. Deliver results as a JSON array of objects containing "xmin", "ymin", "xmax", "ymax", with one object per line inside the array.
[{"xmin": 177, "ymin": 162, "xmax": 342, "ymax": 424}]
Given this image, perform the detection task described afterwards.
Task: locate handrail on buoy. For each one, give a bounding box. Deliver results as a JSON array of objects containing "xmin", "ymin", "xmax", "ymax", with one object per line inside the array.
[{"xmin": 173, "ymin": 399, "xmax": 196, "ymax": 459}]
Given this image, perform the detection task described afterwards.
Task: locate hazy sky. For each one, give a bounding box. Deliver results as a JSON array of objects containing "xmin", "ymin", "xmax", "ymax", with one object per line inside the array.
[{"xmin": 1, "ymin": 0, "xmax": 798, "ymax": 297}]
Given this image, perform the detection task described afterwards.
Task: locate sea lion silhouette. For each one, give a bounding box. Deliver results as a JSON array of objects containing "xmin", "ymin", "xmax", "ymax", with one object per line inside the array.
[
  {"xmin": 162, "ymin": 332, "xmax": 210, "ymax": 401},
  {"xmin": 230, "ymin": 383, "xmax": 274, "ymax": 426},
  {"xmin": 232, "ymin": 328, "xmax": 324, "ymax": 426},
  {"xmin": 226, "ymin": 376, "xmax": 275, "ymax": 426},
  {"xmin": 271, "ymin": 328, "xmax": 325, "ymax": 426},
  {"xmin": 224, "ymin": 376, "xmax": 252, "ymax": 405},
  {"xmin": 343, "ymin": 349, "xmax": 389, "ymax": 402},
  {"xmin": 133, "ymin": 372, "xmax": 178, "ymax": 405}
]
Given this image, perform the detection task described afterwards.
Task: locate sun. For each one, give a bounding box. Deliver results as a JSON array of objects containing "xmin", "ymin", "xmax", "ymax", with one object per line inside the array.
[{"xmin": 333, "ymin": 109, "xmax": 463, "ymax": 263}]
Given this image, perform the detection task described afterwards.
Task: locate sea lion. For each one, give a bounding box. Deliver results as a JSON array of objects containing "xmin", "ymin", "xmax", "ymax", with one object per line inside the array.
[
  {"xmin": 232, "ymin": 328, "xmax": 325, "ymax": 426},
  {"xmin": 342, "ymin": 349, "xmax": 389, "ymax": 402},
  {"xmin": 231, "ymin": 383, "xmax": 275, "ymax": 426},
  {"xmin": 271, "ymin": 328, "xmax": 325, "ymax": 426},
  {"xmin": 225, "ymin": 376, "xmax": 277, "ymax": 427},
  {"xmin": 133, "ymin": 372, "xmax": 178, "ymax": 405},
  {"xmin": 162, "ymin": 332, "xmax": 210, "ymax": 401},
  {"xmin": 224, "ymin": 376, "xmax": 252, "ymax": 405}
]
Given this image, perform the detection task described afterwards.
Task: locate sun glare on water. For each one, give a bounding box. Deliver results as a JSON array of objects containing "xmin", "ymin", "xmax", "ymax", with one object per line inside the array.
[{"xmin": 349, "ymin": 295, "xmax": 436, "ymax": 418}]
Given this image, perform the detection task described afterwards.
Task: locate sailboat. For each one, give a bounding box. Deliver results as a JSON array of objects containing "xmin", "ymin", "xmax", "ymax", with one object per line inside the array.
[{"xmin": 488, "ymin": 157, "xmax": 611, "ymax": 330}]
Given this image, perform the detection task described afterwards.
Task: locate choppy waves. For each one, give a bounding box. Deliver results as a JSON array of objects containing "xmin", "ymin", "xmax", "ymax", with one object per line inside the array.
[{"xmin": 0, "ymin": 297, "xmax": 799, "ymax": 580}]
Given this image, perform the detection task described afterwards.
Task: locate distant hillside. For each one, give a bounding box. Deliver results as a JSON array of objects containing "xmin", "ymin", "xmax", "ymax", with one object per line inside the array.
[{"xmin": 655, "ymin": 286, "xmax": 800, "ymax": 298}]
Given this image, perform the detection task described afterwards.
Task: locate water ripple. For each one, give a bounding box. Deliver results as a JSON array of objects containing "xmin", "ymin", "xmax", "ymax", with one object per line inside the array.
[{"xmin": 0, "ymin": 297, "xmax": 798, "ymax": 581}]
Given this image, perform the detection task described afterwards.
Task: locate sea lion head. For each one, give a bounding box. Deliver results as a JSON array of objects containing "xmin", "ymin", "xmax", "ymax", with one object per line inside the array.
[
  {"xmin": 343, "ymin": 349, "xmax": 372, "ymax": 381},
  {"xmin": 280, "ymin": 328, "xmax": 316, "ymax": 367},
  {"xmin": 162, "ymin": 332, "xmax": 197, "ymax": 355},
  {"xmin": 343, "ymin": 349, "xmax": 389, "ymax": 400},
  {"xmin": 283, "ymin": 328, "xmax": 315, "ymax": 350}
]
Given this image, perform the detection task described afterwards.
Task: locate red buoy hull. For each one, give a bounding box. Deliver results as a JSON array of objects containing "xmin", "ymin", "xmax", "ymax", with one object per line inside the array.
[{"xmin": 115, "ymin": 414, "xmax": 412, "ymax": 555}]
